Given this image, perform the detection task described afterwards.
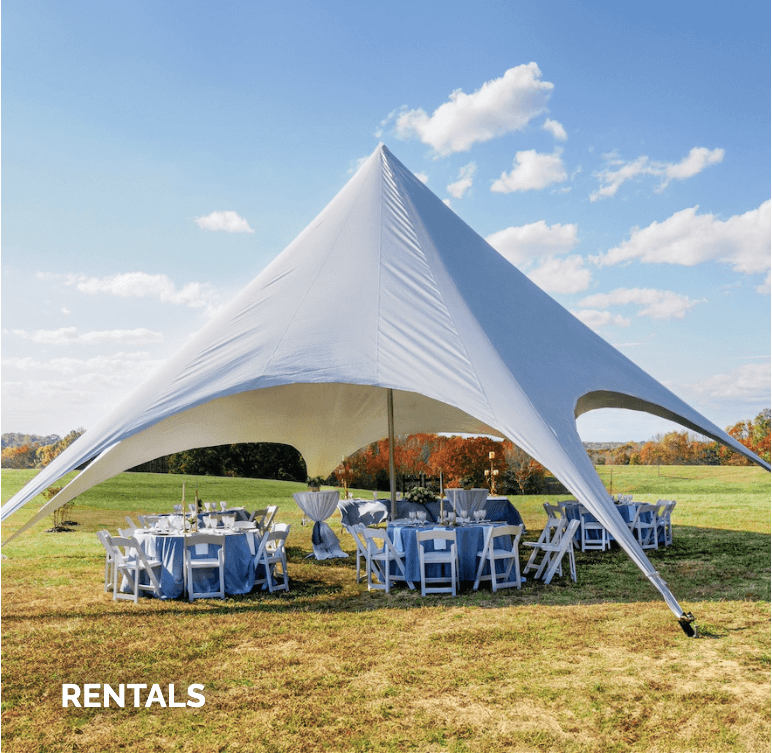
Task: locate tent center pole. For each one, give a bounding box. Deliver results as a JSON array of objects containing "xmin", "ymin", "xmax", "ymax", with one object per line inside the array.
[{"xmin": 387, "ymin": 389, "xmax": 396, "ymax": 518}]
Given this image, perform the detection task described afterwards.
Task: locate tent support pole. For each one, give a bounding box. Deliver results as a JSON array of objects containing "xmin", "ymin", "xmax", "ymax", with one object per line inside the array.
[{"xmin": 387, "ymin": 389, "xmax": 396, "ymax": 519}]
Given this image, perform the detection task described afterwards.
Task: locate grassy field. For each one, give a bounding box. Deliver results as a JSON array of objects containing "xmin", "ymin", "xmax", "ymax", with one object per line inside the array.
[{"xmin": 1, "ymin": 466, "xmax": 769, "ymax": 752}]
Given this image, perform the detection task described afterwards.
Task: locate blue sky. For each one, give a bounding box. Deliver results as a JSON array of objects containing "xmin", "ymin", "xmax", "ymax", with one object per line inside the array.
[{"xmin": 2, "ymin": 1, "xmax": 770, "ymax": 443}]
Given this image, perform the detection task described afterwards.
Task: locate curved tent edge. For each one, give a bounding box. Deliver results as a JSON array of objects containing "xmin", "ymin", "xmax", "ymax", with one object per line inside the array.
[{"xmin": 576, "ymin": 390, "xmax": 770, "ymax": 472}]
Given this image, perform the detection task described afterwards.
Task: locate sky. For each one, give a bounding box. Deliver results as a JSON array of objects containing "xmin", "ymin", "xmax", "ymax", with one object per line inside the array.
[{"xmin": 2, "ymin": 1, "xmax": 770, "ymax": 445}]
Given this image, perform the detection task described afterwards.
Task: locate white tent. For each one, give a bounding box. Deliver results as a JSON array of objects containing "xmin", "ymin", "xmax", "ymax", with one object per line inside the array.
[{"xmin": 3, "ymin": 144, "xmax": 768, "ymax": 627}]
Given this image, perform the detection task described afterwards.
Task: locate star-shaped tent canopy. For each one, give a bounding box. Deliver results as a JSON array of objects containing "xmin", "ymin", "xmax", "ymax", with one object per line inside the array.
[{"xmin": 3, "ymin": 145, "xmax": 767, "ymax": 624}]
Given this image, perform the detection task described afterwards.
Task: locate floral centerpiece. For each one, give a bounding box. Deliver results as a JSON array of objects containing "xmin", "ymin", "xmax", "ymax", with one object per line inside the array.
[
  {"xmin": 404, "ymin": 487, "xmax": 437, "ymax": 505},
  {"xmin": 307, "ymin": 476, "xmax": 326, "ymax": 492}
]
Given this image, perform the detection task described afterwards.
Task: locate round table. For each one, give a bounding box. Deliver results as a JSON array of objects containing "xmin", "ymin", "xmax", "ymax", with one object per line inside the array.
[
  {"xmin": 387, "ymin": 522, "xmax": 513, "ymax": 583},
  {"xmin": 128, "ymin": 528, "xmax": 261, "ymax": 599}
]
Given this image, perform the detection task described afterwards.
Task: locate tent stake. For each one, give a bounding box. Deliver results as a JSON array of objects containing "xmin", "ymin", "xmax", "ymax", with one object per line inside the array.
[{"xmin": 387, "ymin": 388, "xmax": 396, "ymax": 519}]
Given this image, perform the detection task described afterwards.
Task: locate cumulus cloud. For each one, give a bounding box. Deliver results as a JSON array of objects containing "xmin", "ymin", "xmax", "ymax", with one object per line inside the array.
[
  {"xmin": 590, "ymin": 147, "xmax": 724, "ymax": 201},
  {"xmin": 12, "ymin": 327, "xmax": 163, "ymax": 345},
  {"xmin": 543, "ymin": 118, "xmax": 567, "ymax": 140},
  {"xmin": 194, "ymin": 210, "xmax": 254, "ymax": 233},
  {"xmin": 684, "ymin": 362, "xmax": 771, "ymax": 403},
  {"xmin": 663, "ymin": 147, "xmax": 725, "ymax": 183},
  {"xmin": 394, "ymin": 63, "xmax": 553, "ymax": 156},
  {"xmin": 527, "ymin": 255, "xmax": 592, "ymax": 294},
  {"xmin": 64, "ymin": 272, "xmax": 217, "ymax": 309},
  {"xmin": 578, "ymin": 288, "xmax": 702, "ymax": 320},
  {"xmin": 446, "ymin": 163, "xmax": 477, "ymax": 199},
  {"xmin": 486, "ymin": 220, "xmax": 579, "ymax": 266},
  {"xmin": 414, "ymin": 172, "xmax": 429, "ymax": 185},
  {"xmin": 571, "ymin": 309, "xmax": 631, "ymax": 329},
  {"xmin": 592, "ymin": 200, "xmax": 771, "ymax": 282},
  {"xmin": 486, "ymin": 221, "xmax": 589, "ymax": 293},
  {"xmin": 490, "ymin": 149, "xmax": 568, "ymax": 193}
]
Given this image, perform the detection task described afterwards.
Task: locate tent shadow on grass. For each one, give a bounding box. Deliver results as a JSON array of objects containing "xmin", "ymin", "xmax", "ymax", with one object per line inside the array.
[{"xmin": 6, "ymin": 525, "xmax": 766, "ymax": 625}]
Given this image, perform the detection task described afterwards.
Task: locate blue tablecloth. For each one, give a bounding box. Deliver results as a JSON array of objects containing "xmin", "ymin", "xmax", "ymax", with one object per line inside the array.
[
  {"xmin": 372, "ymin": 497, "xmax": 524, "ymax": 530},
  {"xmin": 130, "ymin": 529, "xmax": 260, "ymax": 599},
  {"xmin": 561, "ymin": 502, "xmax": 661, "ymax": 544},
  {"xmin": 387, "ymin": 523, "xmax": 513, "ymax": 583}
]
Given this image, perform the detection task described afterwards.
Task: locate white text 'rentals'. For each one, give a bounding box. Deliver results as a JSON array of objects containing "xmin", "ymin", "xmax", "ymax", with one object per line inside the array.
[{"xmin": 62, "ymin": 683, "xmax": 205, "ymax": 708}]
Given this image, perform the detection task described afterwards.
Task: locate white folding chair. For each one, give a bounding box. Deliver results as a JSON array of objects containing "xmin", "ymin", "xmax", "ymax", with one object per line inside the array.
[
  {"xmin": 523, "ymin": 515, "xmax": 567, "ymax": 578},
  {"xmin": 255, "ymin": 505, "xmax": 279, "ymax": 534},
  {"xmin": 543, "ymin": 503, "xmax": 563, "ymax": 519},
  {"xmin": 577, "ymin": 505, "xmax": 609, "ymax": 552},
  {"xmin": 96, "ymin": 530, "xmax": 115, "ymax": 592},
  {"xmin": 415, "ymin": 529, "xmax": 458, "ymax": 596},
  {"xmin": 125, "ymin": 516, "xmax": 141, "ymax": 530},
  {"xmin": 118, "ymin": 526, "xmax": 141, "ymax": 538},
  {"xmin": 108, "ymin": 535, "xmax": 163, "ymax": 602},
  {"xmin": 523, "ymin": 519, "xmax": 580, "ymax": 585},
  {"xmin": 342, "ymin": 522, "xmax": 369, "ymax": 583},
  {"xmin": 249, "ymin": 507, "xmax": 268, "ymax": 528},
  {"xmin": 473, "ymin": 524, "xmax": 524, "ymax": 591},
  {"xmin": 656, "ymin": 500, "xmax": 675, "ymax": 546},
  {"xmin": 629, "ymin": 503, "xmax": 658, "ymax": 550},
  {"xmin": 184, "ymin": 533, "xmax": 226, "ymax": 601},
  {"xmin": 254, "ymin": 526, "xmax": 290, "ymax": 592},
  {"xmin": 361, "ymin": 527, "xmax": 413, "ymax": 593}
]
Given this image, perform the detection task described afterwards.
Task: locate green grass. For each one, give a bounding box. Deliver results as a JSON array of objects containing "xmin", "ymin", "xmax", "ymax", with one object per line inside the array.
[{"xmin": 1, "ymin": 466, "xmax": 769, "ymax": 752}]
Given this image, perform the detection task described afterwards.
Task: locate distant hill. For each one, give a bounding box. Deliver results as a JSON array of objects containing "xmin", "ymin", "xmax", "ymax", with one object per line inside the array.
[{"xmin": 1, "ymin": 433, "xmax": 61, "ymax": 449}]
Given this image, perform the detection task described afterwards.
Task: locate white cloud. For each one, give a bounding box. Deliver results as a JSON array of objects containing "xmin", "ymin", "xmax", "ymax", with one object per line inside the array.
[
  {"xmin": 592, "ymin": 200, "xmax": 771, "ymax": 281},
  {"xmin": 684, "ymin": 362, "xmax": 771, "ymax": 403},
  {"xmin": 528, "ymin": 255, "xmax": 592, "ymax": 294},
  {"xmin": 663, "ymin": 146, "xmax": 725, "ymax": 183},
  {"xmin": 590, "ymin": 147, "xmax": 724, "ymax": 201},
  {"xmin": 12, "ymin": 327, "xmax": 163, "ymax": 345},
  {"xmin": 350, "ymin": 155, "xmax": 370, "ymax": 174},
  {"xmin": 414, "ymin": 172, "xmax": 429, "ymax": 185},
  {"xmin": 64, "ymin": 272, "xmax": 217, "ymax": 308},
  {"xmin": 394, "ymin": 63, "xmax": 553, "ymax": 156},
  {"xmin": 578, "ymin": 288, "xmax": 702, "ymax": 320},
  {"xmin": 571, "ymin": 309, "xmax": 631, "ymax": 329},
  {"xmin": 491, "ymin": 149, "xmax": 567, "ymax": 193},
  {"xmin": 446, "ymin": 162, "xmax": 476, "ymax": 199},
  {"xmin": 3, "ymin": 351, "xmax": 157, "ymax": 376},
  {"xmin": 194, "ymin": 210, "xmax": 254, "ymax": 233},
  {"xmin": 486, "ymin": 220, "xmax": 579, "ymax": 266},
  {"xmin": 543, "ymin": 118, "xmax": 567, "ymax": 141}
]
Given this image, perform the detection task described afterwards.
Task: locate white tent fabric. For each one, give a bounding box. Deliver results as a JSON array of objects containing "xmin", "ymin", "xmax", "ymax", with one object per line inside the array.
[{"xmin": 2, "ymin": 144, "xmax": 768, "ymax": 623}]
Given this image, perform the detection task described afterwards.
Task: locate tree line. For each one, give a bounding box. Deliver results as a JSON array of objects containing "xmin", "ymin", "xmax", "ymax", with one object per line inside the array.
[
  {"xmin": 2, "ymin": 410, "xmax": 768, "ymax": 485},
  {"xmin": 586, "ymin": 409, "xmax": 770, "ymax": 466}
]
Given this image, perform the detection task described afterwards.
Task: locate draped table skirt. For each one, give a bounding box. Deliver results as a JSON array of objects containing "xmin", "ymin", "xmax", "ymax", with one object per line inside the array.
[
  {"xmin": 127, "ymin": 529, "xmax": 261, "ymax": 599},
  {"xmin": 387, "ymin": 522, "xmax": 514, "ymax": 583}
]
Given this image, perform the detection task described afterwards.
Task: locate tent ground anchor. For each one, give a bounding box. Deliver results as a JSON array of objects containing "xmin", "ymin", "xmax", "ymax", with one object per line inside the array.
[{"xmin": 678, "ymin": 612, "xmax": 697, "ymax": 637}]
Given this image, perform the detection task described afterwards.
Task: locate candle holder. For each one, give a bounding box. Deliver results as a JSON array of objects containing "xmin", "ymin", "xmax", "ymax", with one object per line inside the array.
[{"xmin": 486, "ymin": 452, "xmax": 500, "ymax": 496}]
